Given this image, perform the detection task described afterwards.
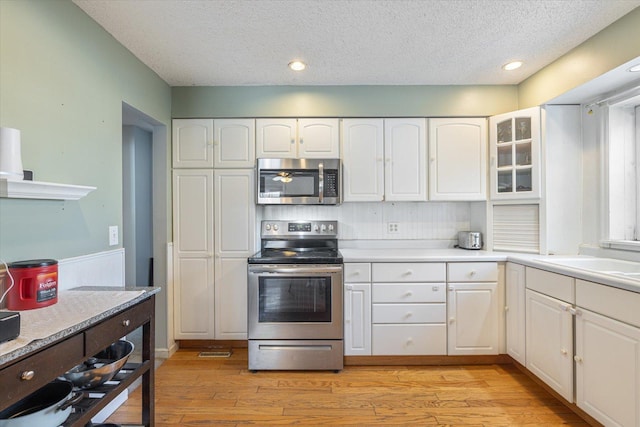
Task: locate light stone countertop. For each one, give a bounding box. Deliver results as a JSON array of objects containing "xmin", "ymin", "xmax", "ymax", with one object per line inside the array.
[
  {"xmin": 340, "ymin": 248, "xmax": 640, "ymax": 294},
  {"xmin": 0, "ymin": 286, "xmax": 159, "ymax": 366}
]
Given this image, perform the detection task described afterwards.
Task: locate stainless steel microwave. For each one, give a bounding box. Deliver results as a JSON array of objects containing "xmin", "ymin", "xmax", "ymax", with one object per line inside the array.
[{"xmin": 256, "ymin": 158, "xmax": 341, "ymax": 205}]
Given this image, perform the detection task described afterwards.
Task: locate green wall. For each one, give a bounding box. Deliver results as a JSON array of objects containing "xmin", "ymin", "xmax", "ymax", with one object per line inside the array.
[
  {"xmin": 172, "ymin": 85, "xmax": 518, "ymax": 118},
  {"xmin": 0, "ymin": 0, "xmax": 171, "ymax": 261},
  {"xmin": 519, "ymin": 6, "xmax": 640, "ymax": 107}
]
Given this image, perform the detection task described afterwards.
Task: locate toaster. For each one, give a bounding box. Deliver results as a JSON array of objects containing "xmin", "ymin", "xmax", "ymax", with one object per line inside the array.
[{"xmin": 457, "ymin": 231, "xmax": 483, "ymax": 250}]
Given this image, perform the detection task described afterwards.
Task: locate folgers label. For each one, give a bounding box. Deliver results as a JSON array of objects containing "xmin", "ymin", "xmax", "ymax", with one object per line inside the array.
[{"xmin": 7, "ymin": 259, "xmax": 58, "ymax": 310}]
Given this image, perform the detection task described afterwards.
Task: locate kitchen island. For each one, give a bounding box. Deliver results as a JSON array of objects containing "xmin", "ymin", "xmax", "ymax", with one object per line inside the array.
[{"xmin": 0, "ymin": 287, "xmax": 158, "ymax": 427}]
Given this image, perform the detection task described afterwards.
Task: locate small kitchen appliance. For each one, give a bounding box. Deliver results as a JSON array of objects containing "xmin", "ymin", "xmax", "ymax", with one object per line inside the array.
[
  {"xmin": 256, "ymin": 158, "xmax": 341, "ymax": 205},
  {"xmin": 0, "ymin": 312, "xmax": 20, "ymax": 344},
  {"xmin": 247, "ymin": 220, "xmax": 343, "ymax": 371},
  {"xmin": 0, "ymin": 127, "xmax": 24, "ymax": 181},
  {"xmin": 457, "ymin": 231, "xmax": 483, "ymax": 250},
  {"xmin": 6, "ymin": 259, "xmax": 58, "ymax": 310}
]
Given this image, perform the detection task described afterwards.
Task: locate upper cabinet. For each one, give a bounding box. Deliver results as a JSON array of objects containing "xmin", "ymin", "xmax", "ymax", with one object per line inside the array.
[
  {"xmin": 256, "ymin": 118, "xmax": 339, "ymax": 159},
  {"xmin": 341, "ymin": 118, "xmax": 427, "ymax": 202},
  {"xmin": 173, "ymin": 119, "xmax": 255, "ymax": 168},
  {"xmin": 341, "ymin": 119, "xmax": 385, "ymax": 202},
  {"xmin": 213, "ymin": 119, "xmax": 255, "ymax": 168},
  {"xmin": 172, "ymin": 119, "xmax": 214, "ymax": 168},
  {"xmin": 428, "ymin": 118, "xmax": 487, "ymax": 201},
  {"xmin": 489, "ymin": 106, "xmax": 540, "ymax": 199}
]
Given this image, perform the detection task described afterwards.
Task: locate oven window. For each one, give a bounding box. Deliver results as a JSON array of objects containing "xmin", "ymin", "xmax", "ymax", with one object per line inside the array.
[
  {"xmin": 258, "ymin": 277, "xmax": 331, "ymax": 322},
  {"xmin": 259, "ymin": 170, "xmax": 319, "ymax": 197}
]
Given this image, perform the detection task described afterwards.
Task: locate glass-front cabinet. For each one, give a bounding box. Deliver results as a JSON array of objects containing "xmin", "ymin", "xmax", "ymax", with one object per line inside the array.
[{"xmin": 489, "ymin": 106, "xmax": 541, "ymax": 199}]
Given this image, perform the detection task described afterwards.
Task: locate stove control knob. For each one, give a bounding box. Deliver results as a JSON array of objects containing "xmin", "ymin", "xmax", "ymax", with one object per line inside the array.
[
  {"xmin": 273, "ymin": 224, "xmax": 279, "ymax": 231},
  {"xmin": 321, "ymin": 224, "xmax": 327, "ymax": 232},
  {"xmin": 314, "ymin": 225, "xmax": 319, "ymax": 232},
  {"xmin": 328, "ymin": 224, "xmax": 334, "ymax": 232},
  {"xmin": 265, "ymin": 224, "xmax": 271, "ymax": 231}
]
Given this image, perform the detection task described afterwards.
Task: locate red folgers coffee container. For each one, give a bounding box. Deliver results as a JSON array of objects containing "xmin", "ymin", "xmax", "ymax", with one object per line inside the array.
[{"xmin": 7, "ymin": 259, "xmax": 58, "ymax": 310}]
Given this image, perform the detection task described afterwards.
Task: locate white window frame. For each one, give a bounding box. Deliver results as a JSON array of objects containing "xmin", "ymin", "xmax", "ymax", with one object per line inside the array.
[{"xmin": 601, "ymin": 89, "xmax": 640, "ymax": 251}]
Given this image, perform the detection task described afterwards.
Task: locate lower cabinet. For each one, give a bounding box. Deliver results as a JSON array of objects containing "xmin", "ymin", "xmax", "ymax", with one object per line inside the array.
[
  {"xmin": 344, "ymin": 282, "xmax": 372, "ymax": 356},
  {"xmin": 505, "ymin": 262, "xmax": 526, "ymax": 365},
  {"xmin": 214, "ymin": 258, "xmax": 249, "ymax": 340},
  {"xmin": 525, "ymin": 288, "xmax": 574, "ymax": 402}
]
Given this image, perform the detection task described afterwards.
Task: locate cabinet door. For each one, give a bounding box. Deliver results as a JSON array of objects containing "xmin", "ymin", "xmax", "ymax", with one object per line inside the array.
[
  {"xmin": 298, "ymin": 119, "xmax": 340, "ymax": 158},
  {"xmin": 172, "ymin": 169, "xmax": 215, "ymax": 339},
  {"xmin": 384, "ymin": 118, "xmax": 428, "ymax": 201},
  {"xmin": 525, "ymin": 289, "xmax": 573, "ymax": 402},
  {"xmin": 489, "ymin": 106, "xmax": 540, "ymax": 199},
  {"xmin": 214, "ymin": 258, "xmax": 249, "ymax": 340},
  {"xmin": 505, "ymin": 263, "xmax": 526, "ymax": 365},
  {"xmin": 575, "ymin": 308, "xmax": 640, "ymax": 427},
  {"xmin": 172, "ymin": 119, "xmax": 214, "ymax": 168},
  {"xmin": 344, "ymin": 283, "xmax": 371, "ymax": 356},
  {"xmin": 256, "ymin": 118, "xmax": 297, "ymax": 158},
  {"xmin": 213, "ymin": 119, "xmax": 255, "ymax": 168},
  {"xmin": 341, "ymin": 119, "xmax": 384, "ymax": 202},
  {"xmin": 428, "ymin": 118, "xmax": 487, "ymax": 201},
  {"xmin": 214, "ymin": 169, "xmax": 255, "ymax": 257},
  {"xmin": 447, "ymin": 283, "xmax": 499, "ymax": 355}
]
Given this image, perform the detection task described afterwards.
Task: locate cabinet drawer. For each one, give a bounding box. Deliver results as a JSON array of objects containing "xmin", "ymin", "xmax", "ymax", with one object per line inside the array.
[
  {"xmin": 372, "ymin": 263, "xmax": 446, "ymax": 282},
  {"xmin": 525, "ymin": 267, "xmax": 574, "ymax": 303},
  {"xmin": 448, "ymin": 262, "xmax": 498, "ymax": 282},
  {"xmin": 372, "ymin": 303, "xmax": 446, "ymax": 323},
  {"xmin": 344, "ymin": 263, "xmax": 371, "ymax": 283},
  {"xmin": 576, "ymin": 280, "xmax": 640, "ymax": 328},
  {"xmin": 372, "ymin": 283, "xmax": 445, "ymax": 303},
  {"xmin": 0, "ymin": 333, "xmax": 84, "ymax": 408},
  {"xmin": 372, "ymin": 324, "xmax": 446, "ymax": 355},
  {"xmin": 85, "ymin": 297, "xmax": 153, "ymax": 355}
]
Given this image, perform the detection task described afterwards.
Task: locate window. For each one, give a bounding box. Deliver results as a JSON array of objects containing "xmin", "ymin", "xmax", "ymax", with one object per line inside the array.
[{"xmin": 605, "ymin": 90, "xmax": 640, "ymax": 249}]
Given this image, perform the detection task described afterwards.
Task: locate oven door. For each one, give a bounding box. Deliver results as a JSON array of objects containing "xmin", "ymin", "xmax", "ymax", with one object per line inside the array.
[{"xmin": 247, "ymin": 264, "xmax": 343, "ymax": 340}]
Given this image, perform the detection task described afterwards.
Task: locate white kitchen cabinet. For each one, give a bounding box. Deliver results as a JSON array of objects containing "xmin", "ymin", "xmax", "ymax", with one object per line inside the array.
[
  {"xmin": 344, "ymin": 263, "xmax": 372, "ymax": 356},
  {"xmin": 371, "ymin": 262, "xmax": 446, "ymax": 355},
  {"xmin": 213, "ymin": 119, "xmax": 255, "ymax": 168},
  {"xmin": 341, "ymin": 119, "xmax": 385, "ymax": 202},
  {"xmin": 256, "ymin": 118, "xmax": 339, "ymax": 158},
  {"xmin": 172, "ymin": 119, "xmax": 214, "ymax": 168},
  {"xmin": 505, "ymin": 262, "xmax": 526, "ymax": 365},
  {"xmin": 172, "ymin": 169, "xmax": 215, "ymax": 339},
  {"xmin": 489, "ymin": 106, "xmax": 540, "ymax": 199},
  {"xmin": 384, "ymin": 118, "xmax": 428, "ymax": 201},
  {"xmin": 525, "ymin": 288, "xmax": 574, "ymax": 402},
  {"xmin": 447, "ymin": 262, "xmax": 499, "ymax": 355},
  {"xmin": 341, "ymin": 118, "xmax": 427, "ymax": 202},
  {"xmin": 213, "ymin": 169, "xmax": 255, "ymax": 339},
  {"xmin": 575, "ymin": 279, "xmax": 640, "ymax": 427},
  {"xmin": 428, "ymin": 118, "xmax": 487, "ymax": 201}
]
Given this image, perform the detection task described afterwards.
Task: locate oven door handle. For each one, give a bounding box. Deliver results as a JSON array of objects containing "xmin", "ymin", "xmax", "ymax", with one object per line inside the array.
[{"xmin": 248, "ymin": 265, "xmax": 342, "ymax": 275}]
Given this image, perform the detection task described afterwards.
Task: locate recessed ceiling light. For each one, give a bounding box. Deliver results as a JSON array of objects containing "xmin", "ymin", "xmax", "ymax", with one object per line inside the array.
[
  {"xmin": 502, "ymin": 61, "xmax": 523, "ymax": 71},
  {"xmin": 288, "ymin": 61, "xmax": 306, "ymax": 71},
  {"xmin": 628, "ymin": 63, "xmax": 640, "ymax": 72}
]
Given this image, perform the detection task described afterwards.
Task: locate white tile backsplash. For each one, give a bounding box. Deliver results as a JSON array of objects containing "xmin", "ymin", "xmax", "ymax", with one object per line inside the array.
[{"xmin": 260, "ymin": 201, "xmax": 479, "ymax": 241}]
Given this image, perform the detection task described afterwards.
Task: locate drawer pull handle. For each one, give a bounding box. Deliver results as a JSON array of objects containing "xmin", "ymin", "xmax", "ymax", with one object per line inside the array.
[
  {"xmin": 469, "ymin": 271, "xmax": 477, "ymax": 277},
  {"xmin": 403, "ymin": 270, "xmax": 413, "ymax": 276},
  {"xmin": 122, "ymin": 319, "xmax": 131, "ymax": 327},
  {"xmin": 405, "ymin": 291, "xmax": 413, "ymax": 297},
  {"xmin": 405, "ymin": 312, "xmax": 413, "ymax": 318},
  {"xmin": 21, "ymin": 371, "xmax": 35, "ymax": 381}
]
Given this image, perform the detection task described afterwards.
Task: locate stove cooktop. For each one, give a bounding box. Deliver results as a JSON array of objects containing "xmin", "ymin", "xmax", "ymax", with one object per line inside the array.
[{"xmin": 248, "ymin": 248, "xmax": 343, "ymax": 265}]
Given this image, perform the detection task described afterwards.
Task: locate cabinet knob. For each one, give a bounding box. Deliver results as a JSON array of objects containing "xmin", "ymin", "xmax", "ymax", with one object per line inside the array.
[
  {"xmin": 291, "ymin": 139, "xmax": 295, "ymax": 144},
  {"xmin": 403, "ymin": 269, "xmax": 413, "ymax": 276},
  {"xmin": 405, "ymin": 291, "xmax": 413, "ymax": 297},
  {"xmin": 299, "ymin": 138, "xmax": 304, "ymax": 144},
  {"xmin": 574, "ymin": 355, "xmax": 583, "ymax": 363},
  {"xmin": 406, "ymin": 337, "xmax": 413, "ymax": 345},
  {"xmin": 346, "ymin": 284, "xmax": 353, "ymax": 290},
  {"xmin": 449, "ymin": 317, "xmax": 455, "ymax": 324},
  {"xmin": 432, "ymin": 286, "xmax": 439, "ymax": 292},
  {"xmin": 405, "ymin": 312, "xmax": 413, "ymax": 318},
  {"xmin": 469, "ymin": 271, "xmax": 477, "ymax": 277},
  {"xmin": 20, "ymin": 370, "xmax": 35, "ymax": 381},
  {"xmin": 122, "ymin": 319, "xmax": 131, "ymax": 327},
  {"xmin": 504, "ymin": 306, "xmax": 510, "ymax": 312},
  {"xmin": 561, "ymin": 349, "xmax": 568, "ymax": 355}
]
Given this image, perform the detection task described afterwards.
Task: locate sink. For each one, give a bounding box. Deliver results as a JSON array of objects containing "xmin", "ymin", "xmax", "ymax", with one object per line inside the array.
[{"xmin": 540, "ymin": 257, "xmax": 640, "ymax": 276}]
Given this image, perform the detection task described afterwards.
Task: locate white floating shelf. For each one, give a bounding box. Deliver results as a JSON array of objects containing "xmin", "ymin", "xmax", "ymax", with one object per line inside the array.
[{"xmin": 0, "ymin": 179, "xmax": 96, "ymax": 200}]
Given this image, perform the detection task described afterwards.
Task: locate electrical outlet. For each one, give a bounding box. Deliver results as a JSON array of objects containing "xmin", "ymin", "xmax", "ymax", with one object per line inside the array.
[
  {"xmin": 388, "ymin": 222, "xmax": 400, "ymax": 234},
  {"xmin": 109, "ymin": 225, "xmax": 119, "ymax": 246}
]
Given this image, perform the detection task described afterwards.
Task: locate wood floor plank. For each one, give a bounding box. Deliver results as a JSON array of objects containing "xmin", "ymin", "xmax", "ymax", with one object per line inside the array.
[{"xmin": 107, "ymin": 348, "xmax": 596, "ymax": 426}]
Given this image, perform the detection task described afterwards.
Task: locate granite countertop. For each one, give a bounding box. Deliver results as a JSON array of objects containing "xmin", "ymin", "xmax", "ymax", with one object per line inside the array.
[
  {"xmin": 340, "ymin": 248, "xmax": 640, "ymax": 294},
  {"xmin": 0, "ymin": 286, "xmax": 160, "ymax": 366}
]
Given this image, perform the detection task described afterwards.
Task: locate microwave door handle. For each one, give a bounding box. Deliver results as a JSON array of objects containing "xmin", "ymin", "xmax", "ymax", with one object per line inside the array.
[{"xmin": 318, "ymin": 162, "xmax": 324, "ymax": 203}]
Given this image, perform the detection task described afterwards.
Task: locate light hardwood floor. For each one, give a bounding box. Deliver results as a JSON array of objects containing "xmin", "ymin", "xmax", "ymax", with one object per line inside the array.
[{"xmin": 108, "ymin": 348, "xmax": 590, "ymax": 426}]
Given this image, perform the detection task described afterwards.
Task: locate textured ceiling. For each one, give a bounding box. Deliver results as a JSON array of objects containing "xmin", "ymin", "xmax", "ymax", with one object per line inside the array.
[{"xmin": 72, "ymin": 0, "xmax": 640, "ymax": 87}]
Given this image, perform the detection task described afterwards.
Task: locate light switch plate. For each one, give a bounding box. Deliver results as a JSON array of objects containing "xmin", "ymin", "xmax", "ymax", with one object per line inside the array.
[{"xmin": 109, "ymin": 225, "xmax": 119, "ymax": 246}]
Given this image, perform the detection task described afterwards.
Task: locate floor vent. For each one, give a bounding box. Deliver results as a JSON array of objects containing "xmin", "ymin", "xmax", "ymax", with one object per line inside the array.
[{"xmin": 198, "ymin": 349, "xmax": 232, "ymax": 358}]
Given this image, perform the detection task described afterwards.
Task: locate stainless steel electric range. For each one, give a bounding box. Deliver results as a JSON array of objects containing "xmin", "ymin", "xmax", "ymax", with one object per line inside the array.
[{"xmin": 247, "ymin": 220, "xmax": 343, "ymax": 371}]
